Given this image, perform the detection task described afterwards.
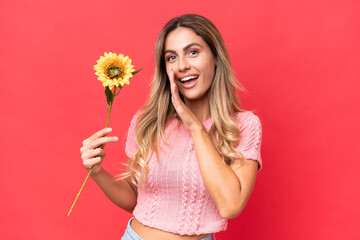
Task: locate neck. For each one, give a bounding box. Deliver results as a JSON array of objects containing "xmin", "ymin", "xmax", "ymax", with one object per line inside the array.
[{"xmin": 183, "ymin": 94, "xmax": 211, "ymax": 123}]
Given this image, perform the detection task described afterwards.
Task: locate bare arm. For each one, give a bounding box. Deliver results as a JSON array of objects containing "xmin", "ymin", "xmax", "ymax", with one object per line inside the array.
[
  {"xmin": 80, "ymin": 128, "xmax": 137, "ymax": 213},
  {"xmin": 90, "ymin": 167, "xmax": 137, "ymax": 213},
  {"xmin": 168, "ymin": 69, "xmax": 258, "ymax": 219},
  {"xmin": 190, "ymin": 125, "xmax": 258, "ymax": 219}
]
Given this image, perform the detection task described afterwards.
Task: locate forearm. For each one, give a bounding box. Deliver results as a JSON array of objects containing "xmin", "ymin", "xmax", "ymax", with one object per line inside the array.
[
  {"xmin": 190, "ymin": 124, "xmax": 242, "ymax": 218},
  {"xmin": 91, "ymin": 168, "xmax": 137, "ymax": 213}
]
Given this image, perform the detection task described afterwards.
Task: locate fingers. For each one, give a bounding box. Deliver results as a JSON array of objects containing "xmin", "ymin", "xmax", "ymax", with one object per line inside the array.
[
  {"xmin": 80, "ymin": 128, "xmax": 118, "ymax": 169},
  {"xmin": 82, "ymin": 127, "xmax": 112, "ymax": 146},
  {"xmin": 82, "ymin": 148, "xmax": 104, "ymax": 169},
  {"xmin": 81, "ymin": 128, "xmax": 118, "ymax": 150},
  {"xmin": 168, "ymin": 67, "xmax": 175, "ymax": 84},
  {"xmin": 85, "ymin": 136, "xmax": 118, "ymax": 150},
  {"xmin": 169, "ymin": 69, "xmax": 178, "ymax": 96},
  {"xmin": 83, "ymin": 157, "xmax": 102, "ymax": 169},
  {"xmin": 169, "ymin": 68, "xmax": 183, "ymax": 110},
  {"xmin": 167, "ymin": 69, "xmax": 200, "ymax": 130},
  {"xmin": 81, "ymin": 147, "xmax": 106, "ymax": 160}
]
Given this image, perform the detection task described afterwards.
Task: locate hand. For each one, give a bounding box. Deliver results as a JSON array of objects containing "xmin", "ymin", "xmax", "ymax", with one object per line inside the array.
[
  {"xmin": 80, "ymin": 128, "xmax": 118, "ymax": 176},
  {"xmin": 168, "ymin": 68, "xmax": 202, "ymax": 131}
]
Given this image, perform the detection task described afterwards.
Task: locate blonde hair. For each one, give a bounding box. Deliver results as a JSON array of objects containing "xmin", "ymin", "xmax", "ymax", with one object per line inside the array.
[{"xmin": 119, "ymin": 14, "xmax": 247, "ymax": 187}]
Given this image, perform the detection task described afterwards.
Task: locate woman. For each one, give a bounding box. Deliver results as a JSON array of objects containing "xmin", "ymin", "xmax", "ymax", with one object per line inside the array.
[{"xmin": 80, "ymin": 14, "xmax": 262, "ymax": 240}]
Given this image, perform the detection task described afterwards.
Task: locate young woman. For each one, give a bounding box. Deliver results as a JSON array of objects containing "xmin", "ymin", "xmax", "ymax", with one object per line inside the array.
[{"xmin": 80, "ymin": 14, "xmax": 262, "ymax": 240}]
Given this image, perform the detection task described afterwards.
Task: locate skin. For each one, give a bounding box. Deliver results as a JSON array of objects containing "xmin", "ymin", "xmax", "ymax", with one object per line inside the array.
[
  {"xmin": 163, "ymin": 27, "xmax": 217, "ymax": 122},
  {"xmin": 80, "ymin": 27, "xmax": 258, "ymax": 240}
]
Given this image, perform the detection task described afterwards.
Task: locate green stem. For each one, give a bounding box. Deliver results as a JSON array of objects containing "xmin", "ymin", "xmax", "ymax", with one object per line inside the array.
[
  {"xmin": 105, "ymin": 87, "xmax": 115, "ymax": 128},
  {"xmin": 67, "ymin": 87, "xmax": 117, "ymax": 216},
  {"xmin": 67, "ymin": 167, "xmax": 93, "ymax": 216}
]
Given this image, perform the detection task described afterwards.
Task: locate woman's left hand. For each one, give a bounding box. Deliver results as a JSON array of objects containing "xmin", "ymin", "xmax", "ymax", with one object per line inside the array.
[{"xmin": 168, "ymin": 68, "xmax": 202, "ymax": 131}]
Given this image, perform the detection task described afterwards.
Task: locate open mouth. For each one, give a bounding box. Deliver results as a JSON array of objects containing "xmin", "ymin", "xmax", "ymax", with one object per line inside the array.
[{"xmin": 179, "ymin": 75, "xmax": 199, "ymax": 88}]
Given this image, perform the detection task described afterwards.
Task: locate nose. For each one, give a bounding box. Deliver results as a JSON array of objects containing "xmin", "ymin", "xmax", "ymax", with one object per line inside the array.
[{"xmin": 177, "ymin": 56, "xmax": 190, "ymax": 72}]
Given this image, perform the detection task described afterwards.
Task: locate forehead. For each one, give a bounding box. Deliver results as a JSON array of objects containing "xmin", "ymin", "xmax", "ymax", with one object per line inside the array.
[{"xmin": 164, "ymin": 27, "xmax": 206, "ymax": 51}]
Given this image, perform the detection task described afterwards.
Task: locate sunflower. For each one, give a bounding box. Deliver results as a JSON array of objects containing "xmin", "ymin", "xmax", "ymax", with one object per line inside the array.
[
  {"xmin": 68, "ymin": 52, "xmax": 142, "ymax": 217},
  {"xmin": 94, "ymin": 52, "xmax": 135, "ymax": 90}
]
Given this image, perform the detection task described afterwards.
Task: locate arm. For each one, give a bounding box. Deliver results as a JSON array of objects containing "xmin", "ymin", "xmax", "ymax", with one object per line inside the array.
[
  {"xmin": 80, "ymin": 128, "xmax": 137, "ymax": 213},
  {"xmin": 168, "ymin": 69, "xmax": 259, "ymax": 219},
  {"xmin": 190, "ymin": 124, "xmax": 258, "ymax": 219},
  {"xmin": 90, "ymin": 167, "xmax": 137, "ymax": 213}
]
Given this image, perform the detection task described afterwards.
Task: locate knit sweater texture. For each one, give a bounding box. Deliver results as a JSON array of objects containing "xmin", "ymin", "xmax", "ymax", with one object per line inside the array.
[{"xmin": 125, "ymin": 111, "xmax": 262, "ymax": 235}]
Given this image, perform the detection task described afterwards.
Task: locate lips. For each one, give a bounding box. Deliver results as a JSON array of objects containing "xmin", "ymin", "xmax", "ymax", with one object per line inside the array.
[
  {"xmin": 180, "ymin": 75, "xmax": 198, "ymax": 82},
  {"xmin": 178, "ymin": 75, "xmax": 198, "ymax": 89}
]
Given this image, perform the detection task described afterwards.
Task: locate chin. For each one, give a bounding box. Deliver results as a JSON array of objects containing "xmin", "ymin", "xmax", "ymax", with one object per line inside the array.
[{"xmin": 181, "ymin": 92, "xmax": 208, "ymax": 102}]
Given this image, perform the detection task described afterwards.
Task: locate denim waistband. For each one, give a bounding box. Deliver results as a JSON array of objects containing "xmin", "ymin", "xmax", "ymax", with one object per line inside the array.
[{"xmin": 121, "ymin": 217, "xmax": 215, "ymax": 240}]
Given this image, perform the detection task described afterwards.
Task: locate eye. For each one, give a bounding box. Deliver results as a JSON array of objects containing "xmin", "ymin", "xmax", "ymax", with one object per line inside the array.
[
  {"xmin": 166, "ymin": 55, "xmax": 177, "ymax": 62},
  {"xmin": 188, "ymin": 50, "xmax": 199, "ymax": 56}
]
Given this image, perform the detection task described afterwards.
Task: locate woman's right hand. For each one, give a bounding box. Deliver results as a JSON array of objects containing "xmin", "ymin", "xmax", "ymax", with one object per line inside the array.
[{"xmin": 80, "ymin": 128, "xmax": 118, "ymax": 177}]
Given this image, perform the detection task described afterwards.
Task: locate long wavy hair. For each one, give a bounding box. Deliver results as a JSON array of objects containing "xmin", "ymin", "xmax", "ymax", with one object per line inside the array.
[{"xmin": 119, "ymin": 14, "xmax": 247, "ymax": 187}]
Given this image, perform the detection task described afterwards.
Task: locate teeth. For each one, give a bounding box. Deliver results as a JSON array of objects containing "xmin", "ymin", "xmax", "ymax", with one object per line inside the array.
[{"xmin": 180, "ymin": 76, "xmax": 198, "ymax": 82}]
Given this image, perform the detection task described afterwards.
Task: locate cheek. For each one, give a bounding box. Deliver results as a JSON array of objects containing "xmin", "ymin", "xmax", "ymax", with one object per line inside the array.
[
  {"xmin": 203, "ymin": 62, "xmax": 216, "ymax": 81},
  {"xmin": 195, "ymin": 56, "xmax": 216, "ymax": 76},
  {"xmin": 165, "ymin": 67, "xmax": 171, "ymax": 80}
]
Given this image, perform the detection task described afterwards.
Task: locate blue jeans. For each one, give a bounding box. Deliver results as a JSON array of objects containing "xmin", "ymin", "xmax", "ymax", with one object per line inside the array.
[{"xmin": 121, "ymin": 217, "xmax": 216, "ymax": 240}]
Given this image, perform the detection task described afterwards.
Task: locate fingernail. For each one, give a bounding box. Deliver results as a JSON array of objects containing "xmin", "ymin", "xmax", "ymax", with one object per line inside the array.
[
  {"xmin": 106, "ymin": 128, "xmax": 112, "ymax": 132},
  {"xmin": 113, "ymin": 136, "xmax": 118, "ymax": 141}
]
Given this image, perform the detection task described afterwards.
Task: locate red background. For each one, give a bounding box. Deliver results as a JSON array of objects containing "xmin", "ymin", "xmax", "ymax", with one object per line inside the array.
[{"xmin": 1, "ymin": 0, "xmax": 359, "ymax": 239}]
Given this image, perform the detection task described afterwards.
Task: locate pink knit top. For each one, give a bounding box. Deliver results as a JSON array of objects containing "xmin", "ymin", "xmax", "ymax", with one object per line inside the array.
[{"xmin": 125, "ymin": 111, "xmax": 262, "ymax": 235}]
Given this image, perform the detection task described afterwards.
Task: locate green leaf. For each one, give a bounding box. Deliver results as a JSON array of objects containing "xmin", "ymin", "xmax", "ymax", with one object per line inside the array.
[
  {"xmin": 105, "ymin": 87, "xmax": 114, "ymax": 105},
  {"xmin": 115, "ymin": 87, "xmax": 121, "ymax": 96},
  {"xmin": 132, "ymin": 68, "xmax": 143, "ymax": 76}
]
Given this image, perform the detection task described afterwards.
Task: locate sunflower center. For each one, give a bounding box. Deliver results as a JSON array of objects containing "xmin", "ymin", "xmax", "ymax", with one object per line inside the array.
[{"xmin": 105, "ymin": 63, "xmax": 125, "ymax": 79}]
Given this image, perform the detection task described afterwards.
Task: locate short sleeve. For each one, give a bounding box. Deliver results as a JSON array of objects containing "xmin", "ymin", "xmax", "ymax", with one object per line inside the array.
[
  {"xmin": 125, "ymin": 113, "xmax": 138, "ymax": 158},
  {"xmin": 235, "ymin": 112, "xmax": 263, "ymax": 172}
]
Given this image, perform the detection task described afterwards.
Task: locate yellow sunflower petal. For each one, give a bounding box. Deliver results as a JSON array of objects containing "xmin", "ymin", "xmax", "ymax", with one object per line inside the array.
[{"xmin": 94, "ymin": 52, "xmax": 138, "ymax": 89}]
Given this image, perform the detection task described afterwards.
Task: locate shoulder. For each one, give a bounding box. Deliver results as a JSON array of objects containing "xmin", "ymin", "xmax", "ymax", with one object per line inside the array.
[
  {"xmin": 125, "ymin": 112, "xmax": 140, "ymax": 158},
  {"xmin": 234, "ymin": 111, "xmax": 261, "ymax": 129},
  {"xmin": 129, "ymin": 110, "xmax": 143, "ymax": 129},
  {"xmin": 126, "ymin": 111, "xmax": 142, "ymax": 139},
  {"xmin": 130, "ymin": 112, "xmax": 139, "ymax": 125},
  {"xmin": 234, "ymin": 111, "xmax": 263, "ymax": 170}
]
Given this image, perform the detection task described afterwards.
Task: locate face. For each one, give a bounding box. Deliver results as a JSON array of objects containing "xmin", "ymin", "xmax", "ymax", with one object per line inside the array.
[{"xmin": 164, "ymin": 27, "xmax": 217, "ymax": 104}]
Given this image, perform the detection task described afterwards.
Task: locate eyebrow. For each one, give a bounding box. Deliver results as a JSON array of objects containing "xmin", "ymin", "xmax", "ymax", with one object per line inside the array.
[{"xmin": 164, "ymin": 43, "xmax": 203, "ymax": 55}]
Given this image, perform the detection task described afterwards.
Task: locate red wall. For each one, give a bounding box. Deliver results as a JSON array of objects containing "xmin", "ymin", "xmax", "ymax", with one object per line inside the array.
[{"xmin": 1, "ymin": 0, "xmax": 359, "ymax": 239}]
